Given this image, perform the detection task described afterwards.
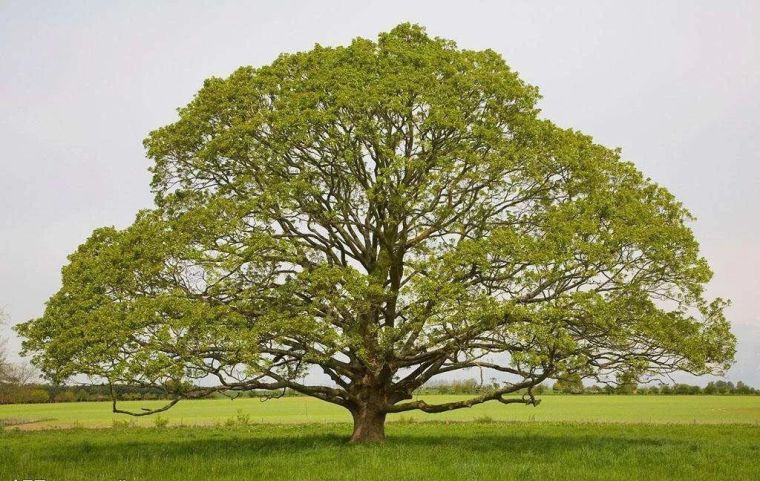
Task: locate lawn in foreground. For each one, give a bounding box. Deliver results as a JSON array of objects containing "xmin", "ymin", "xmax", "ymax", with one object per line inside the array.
[
  {"xmin": 2, "ymin": 422, "xmax": 759, "ymax": 481},
  {"xmin": 2, "ymin": 394, "xmax": 759, "ymax": 428}
]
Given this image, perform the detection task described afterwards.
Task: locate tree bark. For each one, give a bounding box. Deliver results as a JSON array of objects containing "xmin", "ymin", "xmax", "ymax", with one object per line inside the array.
[{"xmin": 349, "ymin": 404, "xmax": 387, "ymax": 443}]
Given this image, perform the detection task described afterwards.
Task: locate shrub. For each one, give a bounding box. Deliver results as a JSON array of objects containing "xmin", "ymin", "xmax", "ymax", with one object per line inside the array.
[
  {"xmin": 0, "ymin": 386, "xmax": 50, "ymax": 404},
  {"xmin": 75, "ymin": 389, "xmax": 90, "ymax": 401},
  {"xmin": 394, "ymin": 415, "xmax": 417, "ymax": 425},
  {"xmin": 153, "ymin": 415, "xmax": 169, "ymax": 428},
  {"xmin": 474, "ymin": 415, "xmax": 495, "ymax": 423},
  {"xmin": 235, "ymin": 410, "xmax": 251, "ymax": 426},
  {"xmin": 54, "ymin": 390, "xmax": 76, "ymax": 402},
  {"xmin": 112, "ymin": 419, "xmax": 132, "ymax": 429}
]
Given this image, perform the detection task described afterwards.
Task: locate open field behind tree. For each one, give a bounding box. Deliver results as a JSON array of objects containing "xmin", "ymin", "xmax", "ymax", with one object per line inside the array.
[{"xmin": 1, "ymin": 394, "xmax": 758, "ymax": 429}]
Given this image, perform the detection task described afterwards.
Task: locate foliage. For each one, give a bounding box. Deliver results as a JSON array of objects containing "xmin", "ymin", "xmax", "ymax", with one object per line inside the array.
[
  {"xmin": 111, "ymin": 418, "xmax": 134, "ymax": 429},
  {"xmin": 153, "ymin": 414, "xmax": 169, "ymax": 428},
  {"xmin": 0, "ymin": 385, "xmax": 49, "ymax": 404},
  {"xmin": 592, "ymin": 380, "xmax": 760, "ymax": 395},
  {"xmin": 417, "ymin": 378, "xmax": 484, "ymax": 395},
  {"xmin": 2, "ymin": 379, "xmax": 756, "ymax": 405},
  {"xmin": 53, "ymin": 390, "xmax": 77, "ymax": 403},
  {"xmin": 0, "ymin": 309, "xmax": 10, "ymax": 384},
  {"xmin": 16, "ymin": 23, "xmax": 735, "ymax": 441},
  {"xmin": 552, "ymin": 375, "xmax": 585, "ymax": 394},
  {"xmin": 236, "ymin": 409, "xmax": 251, "ymax": 426}
]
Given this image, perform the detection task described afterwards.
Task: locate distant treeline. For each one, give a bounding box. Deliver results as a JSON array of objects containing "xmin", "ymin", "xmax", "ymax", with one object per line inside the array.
[
  {"xmin": 0, "ymin": 383, "xmax": 303, "ymax": 404},
  {"xmin": 416, "ymin": 378, "xmax": 760, "ymax": 396},
  {"xmin": 0, "ymin": 383, "xmax": 175, "ymax": 404},
  {"xmin": 2, "ymin": 378, "xmax": 758, "ymax": 405}
]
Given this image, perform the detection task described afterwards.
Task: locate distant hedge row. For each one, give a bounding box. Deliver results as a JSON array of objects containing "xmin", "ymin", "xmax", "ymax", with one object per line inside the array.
[
  {"xmin": 1, "ymin": 379, "xmax": 757, "ymax": 405},
  {"xmin": 416, "ymin": 379, "xmax": 759, "ymax": 396},
  {"xmin": 0, "ymin": 383, "xmax": 173, "ymax": 404},
  {"xmin": 0, "ymin": 383, "xmax": 305, "ymax": 404}
]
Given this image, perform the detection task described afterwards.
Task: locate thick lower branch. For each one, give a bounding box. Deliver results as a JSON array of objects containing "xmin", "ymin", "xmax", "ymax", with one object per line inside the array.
[{"xmin": 387, "ymin": 376, "xmax": 547, "ymax": 413}]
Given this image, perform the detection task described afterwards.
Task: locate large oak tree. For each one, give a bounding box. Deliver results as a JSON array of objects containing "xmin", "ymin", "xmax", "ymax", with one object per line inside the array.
[{"xmin": 18, "ymin": 24, "xmax": 735, "ymax": 442}]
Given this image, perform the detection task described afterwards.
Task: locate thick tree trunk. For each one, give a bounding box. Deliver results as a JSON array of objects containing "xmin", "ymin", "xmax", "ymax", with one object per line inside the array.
[{"xmin": 349, "ymin": 404, "xmax": 387, "ymax": 443}]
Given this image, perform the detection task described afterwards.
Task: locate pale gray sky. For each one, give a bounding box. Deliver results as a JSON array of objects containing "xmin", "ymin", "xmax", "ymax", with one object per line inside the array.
[{"xmin": 1, "ymin": 1, "xmax": 758, "ymax": 384}]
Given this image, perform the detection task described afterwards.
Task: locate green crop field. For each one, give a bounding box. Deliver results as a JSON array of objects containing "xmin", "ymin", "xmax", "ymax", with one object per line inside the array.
[
  {"xmin": 1, "ymin": 394, "xmax": 759, "ymax": 428},
  {"xmin": 2, "ymin": 395, "xmax": 759, "ymax": 480}
]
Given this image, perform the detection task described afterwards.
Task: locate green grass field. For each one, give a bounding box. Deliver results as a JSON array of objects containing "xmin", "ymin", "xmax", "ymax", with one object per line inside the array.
[
  {"xmin": 2, "ymin": 422, "xmax": 759, "ymax": 481},
  {"xmin": 2, "ymin": 395, "xmax": 759, "ymax": 480},
  {"xmin": 1, "ymin": 394, "xmax": 758, "ymax": 428}
]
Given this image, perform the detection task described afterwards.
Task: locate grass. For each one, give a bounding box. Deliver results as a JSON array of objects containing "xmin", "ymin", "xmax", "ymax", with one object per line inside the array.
[
  {"xmin": 2, "ymin": 422, "xmax": 759, "ymax": 481},
  {"xmin": 1, "ymin": 394, "xmax": 759, "ymax": 428},
  {"xmin": 1, "ymin": 395, "xmax": 758, "ymax": 480}
]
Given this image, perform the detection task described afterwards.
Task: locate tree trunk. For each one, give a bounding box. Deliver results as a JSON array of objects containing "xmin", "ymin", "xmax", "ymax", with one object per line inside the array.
[{"xmin": 349, "ymin": 404, "xmax": 387, "ymax": 443}]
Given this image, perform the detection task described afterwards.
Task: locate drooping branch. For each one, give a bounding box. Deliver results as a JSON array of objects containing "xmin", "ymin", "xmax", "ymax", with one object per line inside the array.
[{"xmin": 387, "ymin": 375, "xmax": 548, "ymax": 414}]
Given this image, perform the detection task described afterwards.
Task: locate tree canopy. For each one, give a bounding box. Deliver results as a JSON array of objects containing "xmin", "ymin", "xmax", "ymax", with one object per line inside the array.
[{"xmin": 18, "ymin": 24, "xmax": 735, "ymax": 442}]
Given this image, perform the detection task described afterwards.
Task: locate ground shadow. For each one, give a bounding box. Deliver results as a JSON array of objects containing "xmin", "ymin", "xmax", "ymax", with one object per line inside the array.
[{"xmin": 34, "ymin": 425, "xmax": 682, "ymax": 464}]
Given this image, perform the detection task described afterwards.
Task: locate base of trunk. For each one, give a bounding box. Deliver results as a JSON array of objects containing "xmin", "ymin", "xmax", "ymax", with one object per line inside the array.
[{"xmin": 349, "ymin": 408, "xmax": 387, "ymax": 443}]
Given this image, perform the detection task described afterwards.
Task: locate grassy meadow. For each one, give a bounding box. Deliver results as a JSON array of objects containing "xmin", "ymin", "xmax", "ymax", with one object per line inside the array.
[
  {"xmin": 1, "ymin": 395, "xmax": 759, "ymax": 480},
  {"xmin": 0, "ymin": 394, "xmax": 758, "ymax": 428},
  {"xmin": 2, "ymin": 422, "xmax": 759, "ymax": 481}
]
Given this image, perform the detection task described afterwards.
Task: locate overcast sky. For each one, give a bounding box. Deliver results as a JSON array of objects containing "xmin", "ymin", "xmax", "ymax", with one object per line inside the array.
[{"xmin": 1, "ymin": 1, "xmax": 758, "ymax": 385}]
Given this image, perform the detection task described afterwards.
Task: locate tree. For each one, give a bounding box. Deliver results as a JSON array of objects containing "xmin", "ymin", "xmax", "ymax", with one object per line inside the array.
[
  {"xmin": 553, "ymin": 375, "xmax": 584, "ymax": 394},
  {"xmin": 1, "ymin": 308, "xmax": 40, "ymax": 388},
  {"xmin": 615, "ymin": 371, "xmax": 639, "ymax": 394},
  {"xmin": 715, "ymin": 380, "xmax": 734, "ymax": 394},
  {"xmin": 5, "ymin": 361, "xmax": 39, "ymax": 386},
  {"xmin": 17, "ymin": 24, "xmax": 735, "ymax": 442},
  {"xmin": 0, "ymin": 308, "xmax": 13, "ymax": 384},
  {"xmin": 735, "ymin": 381, "xmax": 752, "ymax": 394},
  {"xmin": 643, "ymin": 385, "xmax": 660, "ymax": 395}
]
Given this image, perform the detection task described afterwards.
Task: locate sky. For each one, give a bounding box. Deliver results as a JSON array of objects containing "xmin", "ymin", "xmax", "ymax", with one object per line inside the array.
[{"xmin": 1, "ymin": 1, "xmax": 758, "ymax": 385}]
